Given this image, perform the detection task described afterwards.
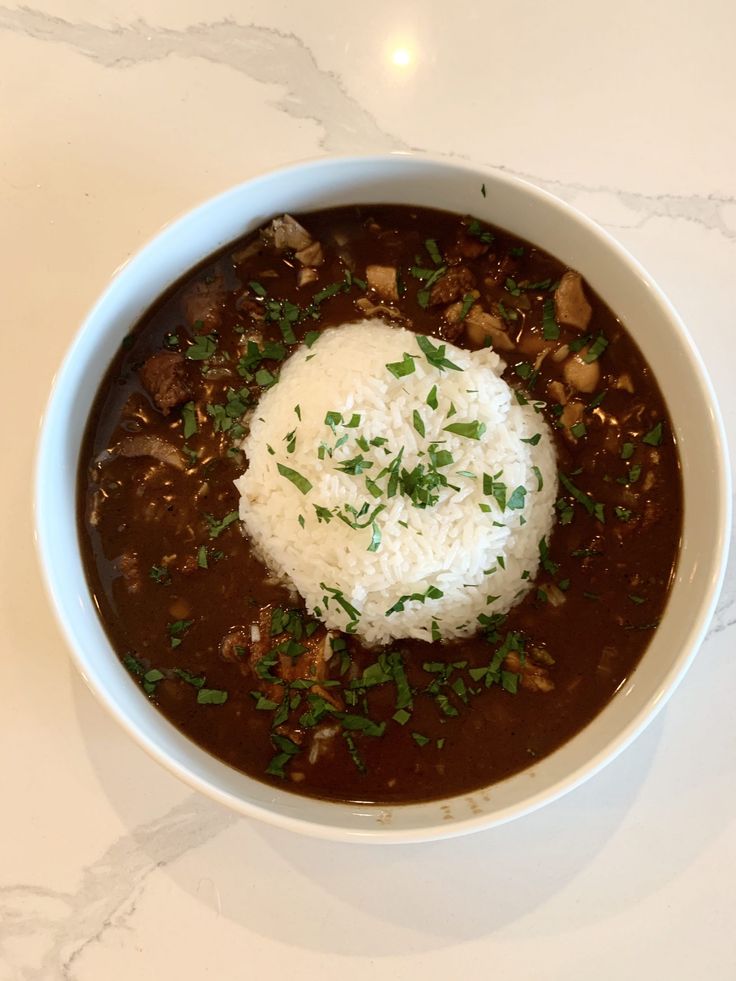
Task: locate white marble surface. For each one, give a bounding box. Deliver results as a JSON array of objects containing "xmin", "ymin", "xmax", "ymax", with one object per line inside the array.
[{"xmin": 2, "ymin": 2, "xmax": 735, "ymax": 977}]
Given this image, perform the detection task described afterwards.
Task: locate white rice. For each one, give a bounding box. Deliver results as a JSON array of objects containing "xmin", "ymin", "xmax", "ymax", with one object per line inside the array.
[{"xmin": 236, "ymin": 319, "xmax": 558, "ymax": 646}]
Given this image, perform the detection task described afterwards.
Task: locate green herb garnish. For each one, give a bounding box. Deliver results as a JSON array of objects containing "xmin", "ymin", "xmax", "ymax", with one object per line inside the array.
[
  {"xmin": 386, "ymin": 352, "xmax": 416, "ymax": 378},
  {"xmin": 204, "ymin": 510, "xmax": 239, "ymax": 538},
  {"xmin": 443, "ymin": 420, "xmax": 486, "ymax": 440},
  {"xmin": 642, "ymin": 422, "xmax": 663, "ymax": 446},
  {"xmin": 416, "ymin": 334, "xmax": 462, "ymax": 372},
  {"xmin": 276, "ymin": 463, "xmax": 312, "ymax": 494},
  {"xmin": 186, "ymin": 335, "xmax": 217, "ymax": 361}
]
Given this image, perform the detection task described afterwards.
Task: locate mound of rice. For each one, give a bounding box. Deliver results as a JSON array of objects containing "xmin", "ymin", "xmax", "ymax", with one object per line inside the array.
[{"xmin": 236, "ymin": 319, "xmax": 558, "ymax": 646}]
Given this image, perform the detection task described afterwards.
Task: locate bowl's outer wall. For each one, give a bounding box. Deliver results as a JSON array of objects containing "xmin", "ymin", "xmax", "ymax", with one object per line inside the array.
[{"xmin": 35, "ymin": 155, "xmax": 731, "ymax": 842}]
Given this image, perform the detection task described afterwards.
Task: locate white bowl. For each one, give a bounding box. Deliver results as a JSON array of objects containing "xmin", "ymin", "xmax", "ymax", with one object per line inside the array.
[{"xmin": 35, "ymin": 154, "xmax": 731, "ymax": 843}]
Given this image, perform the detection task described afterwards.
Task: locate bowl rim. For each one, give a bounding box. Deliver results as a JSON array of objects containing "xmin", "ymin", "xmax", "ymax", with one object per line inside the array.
[{"xmin": 34, "ymin": 151, "xmax": 732, "ymax": 843}]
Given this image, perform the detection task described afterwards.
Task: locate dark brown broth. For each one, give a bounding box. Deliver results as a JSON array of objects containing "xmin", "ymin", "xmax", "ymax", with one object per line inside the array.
[{"xmin": 78, "ymin": 205, "xmax": 682, "ymax": 804}]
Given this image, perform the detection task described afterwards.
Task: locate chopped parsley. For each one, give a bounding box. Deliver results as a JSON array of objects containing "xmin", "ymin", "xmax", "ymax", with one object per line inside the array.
[
  {"xmin": 558, "ymin": 472, "xmax": 605, "ymax": 523},
  {"xmin": 507, "ymin": 486, "xmax": 527, "ymax": 511},
  {"xmin": 443, "ymin": 420, "xmax": 486, "ymax": 440},
  {"xmin": 277, "ymin": 463, "xmax": 313, "ymax": 494},
  {"xmin": 386, "ymin": 352, "xmax": 416, "ymax": 378},
  {"xmin": 416, "ymin": 334, "xmax": 462, "ymax": 372},
  {"xmin": 204, "ymin": 510, "xmax": 239, "ymax": 538},
  {"xmin": 584, "ymin": 335, "xmax": 609, "ymax": 363},
  {"xmin": 181, "ymin": 401, "xmax": 198, "ymax": 439},
  {"xmin": 459, "ymin": 293, "xmax": 476, "ymax": 320},
  {"xmin": 335, "ymin": 454, "xmax": 373, "ymax": 476},
  {"xmin": 642, "ymin": 421, "xmax": 664, "ymax": 446},
  {"xmin": 425, "ymin": 238, "xmax": 443, "ymax": 265},
  {"xmin": 466, "ymin": 218, "xmax": 494, "ymax": 244},
  {"xmin": 386, "ymin": 585, "xmax": 443, "ymax": 616},
  {"xmin": 186, "ymin": 335, "xmax": 217, "ymax": 361},
  {"xmin": 196, "ymin": 688, "xmax": 228, "ymax": 705},
  {"xmin": 168, "ymin": 619, "xmax": 193, "ymax": 648},
  {"xmin": 483, "ymin": 472, "xmax": 507, "ymax": 511}
]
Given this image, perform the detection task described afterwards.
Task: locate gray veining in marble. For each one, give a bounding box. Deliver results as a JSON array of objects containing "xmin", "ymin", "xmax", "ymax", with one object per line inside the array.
[
  {"xmin": 0, "ymin": 794, "xmax": 234, "ymax": 978},
  {"xmin": 2, "ymin": 4, "xmax": 736, "ymax": 244}
]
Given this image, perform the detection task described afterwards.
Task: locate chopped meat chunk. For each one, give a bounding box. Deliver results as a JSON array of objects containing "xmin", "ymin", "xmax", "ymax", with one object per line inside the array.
[
  {"xmin": 220, "ymin": 628, "xmax": 250, "ymax": 663},
  {"xmin": 277, "ymin": 630, "xmax": 342, "ymax": 710},
  {"xmin": 484, "ymin": 254, "xmax": 518, "ymax": 287},
  {"xmin": 455, "ymin": 227, "xmax": 491, "ymax": 259},
  {"xmin": 554, "ymin": 270, "xmax": 592, "ymax": 331},
  {"xmin": 446, "ymin": 302, "xmax": 514, "ymax": 351},
  {"xmin": 297, "ymin": 267, "xmax": 319, "ymax": 288},
  {"xmin": 294, "ymin": 240, "xmax": 325, "ymax": 267},
  {"xmin": 261, "ymin": 213, "xmax": 313, "ymax": 253},
  {"xmin": 518, "ymin": 332, "xmax": 554, "ymax": 358},
  {"xmin": 563, "ymin": 349, "xmax": 600, "ymax": 393},
  {"xmin": 245, "ymin": 610, "xmax": 343, "ymax": 715},
  {"xmin": 366, "ymin": 264, "xmax": 399, "ymax": 301},
  {"xmin": 181, "ymin": 273, "xmax": 226, "ymax": 331},
  {"xmin": 560, "ymin": 399, "xmax": 585, "ymax": 429},
  {"xmin": 505, "ymin": 652, "xmax": 555, "ymax": 693},
  {"xmin": 428, "ymin": 265, "xmax": 475, "ymax": 306},
  {"xmin": 560, "ymin": 399, "xmax": 585, "ymax": 437},
  {"xmin": 235, "ymin": 294, "xmax": 266, "ymax": 320},
  {"xmin": 139, "ymin": 351, "xmax": 193, "ymax": 415},
  {"xmin": 231, "ymin": 240, "xmax": 262, "ymax": 265},
  {"xmin": 547, "ymin": 380, "xmax": 569, "ymax": 405},
  {"xmin": 261, "ymin": 214, "xmax": 324, "ymax": 267}
]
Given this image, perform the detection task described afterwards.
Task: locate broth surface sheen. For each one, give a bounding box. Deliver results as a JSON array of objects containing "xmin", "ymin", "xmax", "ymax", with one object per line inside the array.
[{"xmin": 78, "ymin": 205, "xmax": 682, "ymax": 804}]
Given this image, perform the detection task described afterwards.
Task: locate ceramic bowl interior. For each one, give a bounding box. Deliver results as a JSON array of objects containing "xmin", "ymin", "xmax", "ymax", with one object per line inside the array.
[{"xmin": 35, "ymin": 154, "xmax": 731, "ymax": 842}]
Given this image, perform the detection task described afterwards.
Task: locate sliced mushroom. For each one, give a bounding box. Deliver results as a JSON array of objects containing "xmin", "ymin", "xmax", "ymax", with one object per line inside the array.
[
  {"xmin": 563, "ymin": 349, "xmax": 600, "ymax": 393},
  {"xmin": 554, "ymin": 270, "xmax": 592, "ymax": 331},
  {"xmin": 366, "ymin": 264, "xmax": 399, "ymax": 301}
]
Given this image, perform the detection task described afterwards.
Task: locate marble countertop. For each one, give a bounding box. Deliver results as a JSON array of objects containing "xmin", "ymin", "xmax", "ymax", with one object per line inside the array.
[{"xmin": 2, "ymin": 2, "xmax": 735, "ymax": 978}]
